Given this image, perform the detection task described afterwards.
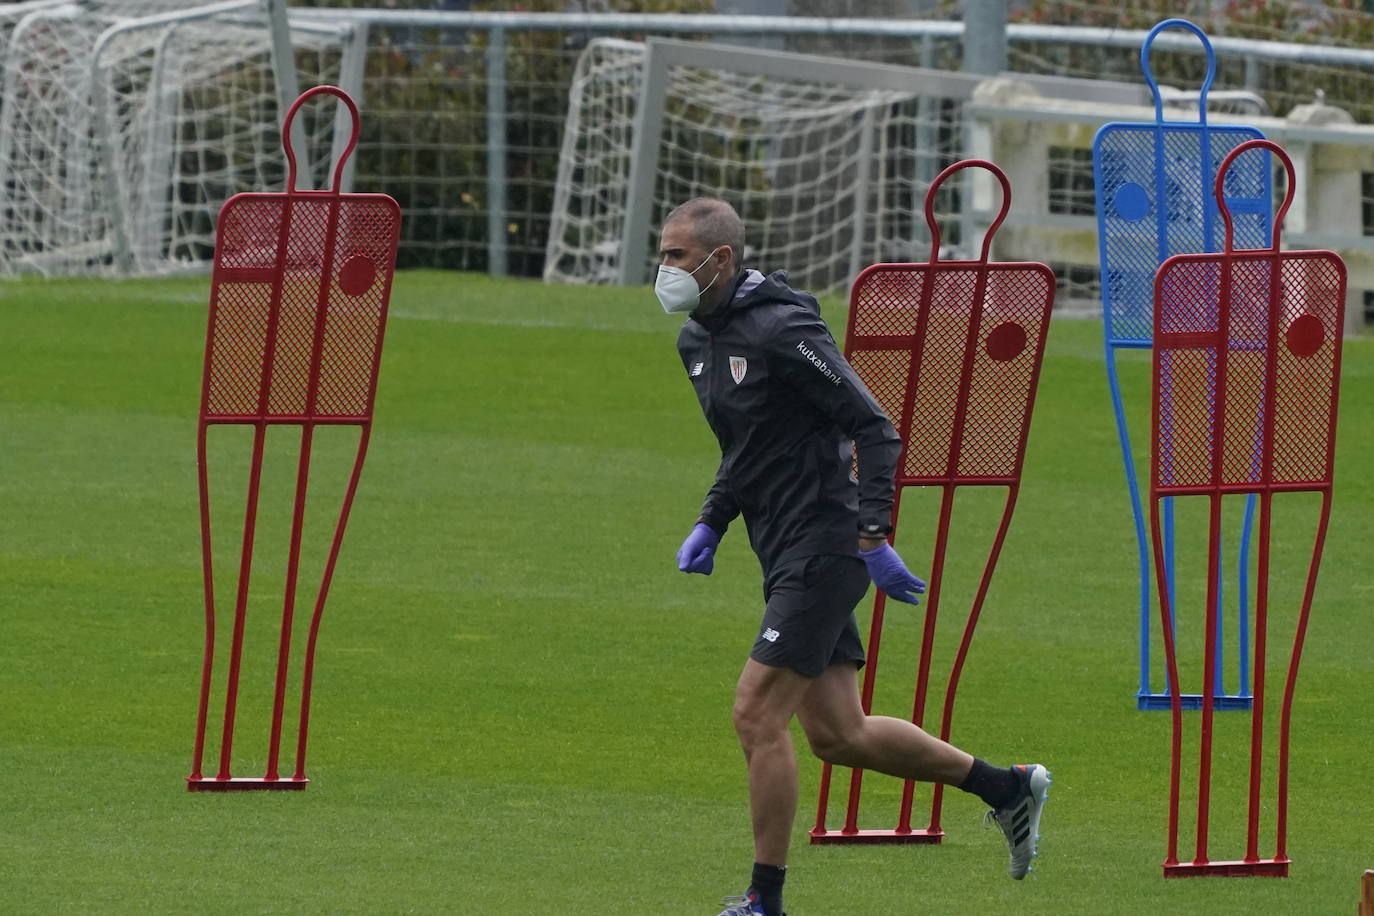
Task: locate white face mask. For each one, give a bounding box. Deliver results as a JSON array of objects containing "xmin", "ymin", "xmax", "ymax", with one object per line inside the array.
[{"xmin": 655, "ymin": 248, "xmax": 723, "ymax": 314}]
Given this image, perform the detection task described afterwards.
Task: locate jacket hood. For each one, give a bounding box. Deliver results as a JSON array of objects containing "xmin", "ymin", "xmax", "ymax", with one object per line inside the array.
[{"xmin": 689, "ymin": 268, "xmax": 820, "ymax": 333}]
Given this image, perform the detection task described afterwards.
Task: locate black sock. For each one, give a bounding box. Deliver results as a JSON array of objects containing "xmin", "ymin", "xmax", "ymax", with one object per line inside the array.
[
  {"xmin": 748, "ymin": 862, "xmax": 786, "ymax": 916},
  {"xmin": 958, "ymin": 758, "xmax": 1022, "ymax": 810}
]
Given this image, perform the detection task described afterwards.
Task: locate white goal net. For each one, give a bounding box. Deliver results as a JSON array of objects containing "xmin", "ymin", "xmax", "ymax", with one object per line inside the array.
[
  {"xmin": 545, "ymin": 38, "xmax": 967, "ymax": 293},
  {"xmin": 0, "ymin": 0, "xmax": 356, "ymax": 276}
]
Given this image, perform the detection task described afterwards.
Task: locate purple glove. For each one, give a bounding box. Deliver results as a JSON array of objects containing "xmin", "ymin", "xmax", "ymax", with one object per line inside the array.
[
  {"xmin": 859, "ymin": 543, "xmax": 926, "ymax": 604},
  {"xmin": 676, "ymin": 523, "xmax": 720, "ymax": 575}
]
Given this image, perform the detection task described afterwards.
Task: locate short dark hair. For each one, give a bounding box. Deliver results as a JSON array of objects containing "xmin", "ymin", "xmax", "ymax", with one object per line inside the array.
[{"xmin": 663, "ymin": 198, "xmax": 745, "ymax": 268}]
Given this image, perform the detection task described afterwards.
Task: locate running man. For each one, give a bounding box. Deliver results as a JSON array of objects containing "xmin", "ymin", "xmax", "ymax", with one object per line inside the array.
[{"xmin": 657, "ymin": 198, "xmax": 1051, "ymax": 916}]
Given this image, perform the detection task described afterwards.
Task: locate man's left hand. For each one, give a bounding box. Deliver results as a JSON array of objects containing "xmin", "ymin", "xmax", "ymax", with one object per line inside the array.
[{"xmin": 858, "ymin": 542, "xmax": 926, "ymax": 604}]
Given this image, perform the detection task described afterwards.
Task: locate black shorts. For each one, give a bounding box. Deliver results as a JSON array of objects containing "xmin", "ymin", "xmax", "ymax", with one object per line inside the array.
[{"xmin": 750, "ymin": 554, "xmax": 870, "ymax": 678}]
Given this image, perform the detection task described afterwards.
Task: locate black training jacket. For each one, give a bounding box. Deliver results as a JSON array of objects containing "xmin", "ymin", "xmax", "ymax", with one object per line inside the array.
[{"xmin": 677, "ymin": 269, "xmax": 902, "ymax": 573}]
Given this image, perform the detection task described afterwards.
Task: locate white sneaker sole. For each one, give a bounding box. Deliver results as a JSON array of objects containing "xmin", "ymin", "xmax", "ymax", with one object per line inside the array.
[{"xmin": 1010, "ymin": 764, "xmax": 1051, "ymax": 879}]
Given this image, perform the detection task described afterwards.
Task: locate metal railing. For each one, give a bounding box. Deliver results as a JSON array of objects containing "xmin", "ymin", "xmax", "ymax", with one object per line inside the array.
[{"xmin": 277, "ymin": 9, "xmax": 1374, "ymax": 291}]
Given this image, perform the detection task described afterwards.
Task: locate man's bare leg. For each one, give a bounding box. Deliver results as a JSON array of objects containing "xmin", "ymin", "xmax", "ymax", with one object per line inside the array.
[
  {"xmin": 732, "ymin": 658, "xmax": 814, "ymax": 866},
  {"xmin": 798, "ymin": 661, "xmax": 1052, "ymax": 881},
  {"xmin": 797, "ymin": 661, "xmax": 973, "ymax": 782}
]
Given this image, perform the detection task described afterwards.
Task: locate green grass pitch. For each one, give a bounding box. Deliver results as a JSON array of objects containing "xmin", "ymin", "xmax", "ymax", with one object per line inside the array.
[{"xmin": 1, "ymin": 271, "xmax": 1371, "ymax": 913}]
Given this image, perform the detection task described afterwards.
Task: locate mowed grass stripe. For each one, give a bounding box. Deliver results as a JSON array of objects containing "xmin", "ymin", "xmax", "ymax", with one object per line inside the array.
[{"xmin": 1, "ymin": 272, "xmax": 1370, "ymax": 913}]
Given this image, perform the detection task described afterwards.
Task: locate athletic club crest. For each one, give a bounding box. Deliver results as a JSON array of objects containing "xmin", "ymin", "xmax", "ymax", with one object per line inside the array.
[{"xmin": 729, "ymin": 356, "xmax": 747, "ymax": 384}]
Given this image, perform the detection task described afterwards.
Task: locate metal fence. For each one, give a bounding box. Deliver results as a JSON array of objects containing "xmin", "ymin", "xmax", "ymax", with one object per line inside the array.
[
  {"xmin": 282, "ymin": 8, "xmax": 1374, "ymax": 307},
  {"xmin": 8, "ymin": 2, "xmax": 1374, "ymax": 313}
]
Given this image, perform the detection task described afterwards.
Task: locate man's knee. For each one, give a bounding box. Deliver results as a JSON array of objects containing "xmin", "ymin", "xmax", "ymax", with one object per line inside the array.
[
  {"xmin": 732, "ymin": 666, "xmax": 804, "ymax": 752},
  {"xmin": 732, "ymin": 692, "xmax": 785, "ymax": 752}
]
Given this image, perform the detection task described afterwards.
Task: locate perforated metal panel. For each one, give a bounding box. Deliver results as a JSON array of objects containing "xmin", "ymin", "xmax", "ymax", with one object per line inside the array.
[
  {"xmin": 1152, "ymin": 251, "xmax": 1342, "ymax": 493},
  {"xmin": 1095, "ymin": 124, "xmax": 1270, "ymax": 345},
  {"xmin": 203, "ymin": 194, "xmax": 399, "ymax": 421},
  {"xmin": 846, "ymin": 261, "xmax": 1054, "ymax": 485}
]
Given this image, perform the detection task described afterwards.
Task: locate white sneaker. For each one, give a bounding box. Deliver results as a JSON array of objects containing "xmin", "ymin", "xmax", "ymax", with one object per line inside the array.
[
  {"xmin": 716, "ymin": 892, "xmax": 767, "ymax": 915},
  {"xmin": 986, "ymin": 763, "xmax": 1052, "ymax": 879}
]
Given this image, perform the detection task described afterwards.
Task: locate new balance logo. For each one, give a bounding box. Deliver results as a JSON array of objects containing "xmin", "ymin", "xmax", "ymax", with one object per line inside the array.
[
  {"xmin": 762, "ymin": 627, "xmax": 780, "ymax": 643},
  {"xmin": 796, "ymin": 340, "xmax": 843, "ymax": 386},
  {"xmin": 690, "ymin": 361, "xmax": 704, "ymax": 376}
]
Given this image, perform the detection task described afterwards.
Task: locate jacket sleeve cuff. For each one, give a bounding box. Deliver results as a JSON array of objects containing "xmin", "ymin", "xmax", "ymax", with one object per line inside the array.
[
  {"xmin": 696, "ymin": 515, "xmax": 729, "ymax": 538},
  {"xmin": 857, "ymin": 510, "xmax": 893, "ymax": 533}
]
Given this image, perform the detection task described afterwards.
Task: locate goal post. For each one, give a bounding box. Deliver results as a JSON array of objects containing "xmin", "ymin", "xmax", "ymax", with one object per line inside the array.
[
  {"xmin": 546, "ymin": 37, "xmax": 1143, "ymax": 293},
  {"xmin": 0, "ymin": 0, "xmax": 361, "ymax": 276}
]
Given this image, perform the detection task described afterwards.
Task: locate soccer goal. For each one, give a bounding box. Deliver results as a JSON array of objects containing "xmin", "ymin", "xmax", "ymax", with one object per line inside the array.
[
  {"xmin": 545, "ymin": 37, "xmax": 1141, "ymax": 293},
  {"xmin": 0, "ymin": 0, "xmax": 364, "ymax": 276}
]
